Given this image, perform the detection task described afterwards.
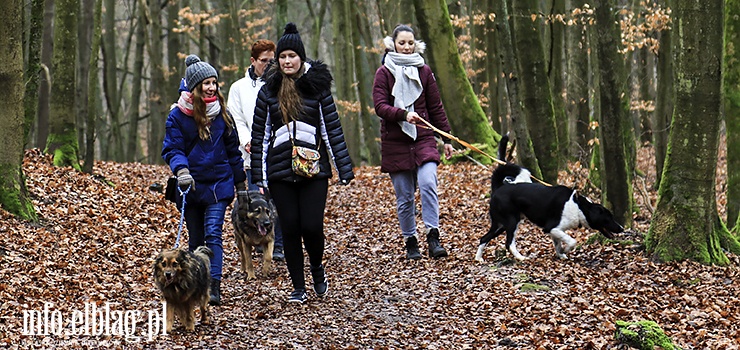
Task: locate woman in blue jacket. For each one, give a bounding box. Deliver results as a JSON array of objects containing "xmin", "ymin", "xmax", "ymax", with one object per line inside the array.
[{"xmin": 162, "ymin": 54, "xmax": 247, "ymax": 306}]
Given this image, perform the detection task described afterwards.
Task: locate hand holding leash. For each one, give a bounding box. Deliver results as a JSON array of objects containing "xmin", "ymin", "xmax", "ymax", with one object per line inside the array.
[{"xmin": 177, "ymin": 168, "xmax": 196, "ymax": 191}]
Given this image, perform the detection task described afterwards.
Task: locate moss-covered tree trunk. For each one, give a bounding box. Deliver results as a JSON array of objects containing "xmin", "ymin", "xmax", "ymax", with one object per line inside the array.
[
  {"xmin": 511, "ymin": 0, "xmax": 560, "ymax": 183},
  {"xmin": 46, "ymin": 0, "xmax": 81, "ymax": 170},
  {"xmin": 653, "ymin": 0, "xmax": 673, "ymax": 190},
  {"xmin": 724, "ymin": 0, "xmax": 740, "ymax": 228},
  {"xmin": 565, "ymin": 0, "xmax": 592, "ymax": 161},
  {"xmin": 647, "ymin": 0, "xmax": 740, "ymax": 264},
  {"xmin": 493, "ymin": 0, "xmax": 540, "ymax": 175},
  {"xmin": 0, "ymin": 0, "xmax": 37, "ymax": 221},
  {"xmin": 24, "ymin": 0, "xmax": 44, "ymax": 146},
  {"xmin": 76, "ymin": 0, "xmax": 94, "ymax": 160},
  {"xmin": 593, "ymin": 0, "xmax": 632, "ymax": 226},
  {"xmin": 413, "ymin": 0, "xmax": 498, "ymax": 163}
]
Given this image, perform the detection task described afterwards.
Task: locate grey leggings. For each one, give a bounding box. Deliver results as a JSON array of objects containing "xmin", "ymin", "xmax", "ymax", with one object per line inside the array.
[{"xmin": 390, "ymin": 162, "xmax": 440, "ymax": 238}]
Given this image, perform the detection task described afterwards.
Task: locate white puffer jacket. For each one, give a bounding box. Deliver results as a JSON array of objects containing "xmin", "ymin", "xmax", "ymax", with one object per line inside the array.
[{"xmin": 227, "ymin": 67, "xmax": 264, "ymax": 169}]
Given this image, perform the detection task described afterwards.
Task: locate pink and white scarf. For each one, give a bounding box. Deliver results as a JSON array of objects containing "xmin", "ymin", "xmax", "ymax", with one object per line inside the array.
[{"xmin": 177, "ymin": 91, "xmax": 221, "ymax": 117}]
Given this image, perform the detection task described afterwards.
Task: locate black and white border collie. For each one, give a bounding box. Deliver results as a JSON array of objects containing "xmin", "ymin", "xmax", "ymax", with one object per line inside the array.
[{"xmin": 474, "ymin": 136, "xmax": 624, "ymax": 262}]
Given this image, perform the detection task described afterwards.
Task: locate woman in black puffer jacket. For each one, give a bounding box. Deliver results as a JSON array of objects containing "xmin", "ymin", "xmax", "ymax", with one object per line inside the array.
[{"xmin": 250, "ymin": 23, "xmax": 354, "ymax": 304}]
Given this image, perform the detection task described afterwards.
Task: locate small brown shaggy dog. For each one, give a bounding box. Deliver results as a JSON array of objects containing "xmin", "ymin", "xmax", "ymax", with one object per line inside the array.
[
  {"xmin": 232, "ymin": 190, "xmax": 276, "ymax": 280},
  {"xmin": 152, "ymin": 246, "xmax": 212, "ymax": 332}
]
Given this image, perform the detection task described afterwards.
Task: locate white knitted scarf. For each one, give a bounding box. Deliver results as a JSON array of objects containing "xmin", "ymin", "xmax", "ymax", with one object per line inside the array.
[{"xmin": 383, "ymin": 52, "xmax": 426, "ymax": 140}]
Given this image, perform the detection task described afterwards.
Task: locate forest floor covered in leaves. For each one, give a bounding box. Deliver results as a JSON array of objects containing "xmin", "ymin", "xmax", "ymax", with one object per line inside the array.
[{"xmin": 1, "ymin": 146, "xmax": 739, "ymax": 349}]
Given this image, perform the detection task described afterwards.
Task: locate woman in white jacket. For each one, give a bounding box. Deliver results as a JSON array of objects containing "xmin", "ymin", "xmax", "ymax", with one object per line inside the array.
[
  {"xmin": 227, "ymin": 39, "xmax": 285, "ymax": 261},
  {"xmin": 228, "ymin": 39, "xmax": 276, "ymax": 175}
]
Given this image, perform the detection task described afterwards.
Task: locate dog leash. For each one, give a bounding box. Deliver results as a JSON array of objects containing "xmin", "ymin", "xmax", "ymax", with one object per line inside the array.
[
  {"xmin": 174, "ymin": 185, "xmax": 191, "ymax": 249},
  {"xmin": 415, "ymin": 118, "xmax": 551, "ymax": 187}
]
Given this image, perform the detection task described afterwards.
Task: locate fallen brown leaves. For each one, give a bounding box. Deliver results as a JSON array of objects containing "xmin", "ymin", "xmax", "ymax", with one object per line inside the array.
[{"xmin": 0, "ymin": 147, "xmax": 738, "ymax": 349}]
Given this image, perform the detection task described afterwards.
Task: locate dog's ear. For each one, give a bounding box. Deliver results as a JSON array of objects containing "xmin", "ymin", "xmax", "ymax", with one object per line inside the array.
[{"xmin": 152, "ymin": 254, "xmax": 162, "ymax": 269}]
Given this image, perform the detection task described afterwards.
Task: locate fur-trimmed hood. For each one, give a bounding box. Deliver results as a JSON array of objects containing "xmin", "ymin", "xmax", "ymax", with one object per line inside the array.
[
  {"xmin": 262, "ymin": 60, "xmax": 333, "ymax": 97},
  {"xmin": 383, "ymin": 36, "xmax": 426, "ymax": 54}
]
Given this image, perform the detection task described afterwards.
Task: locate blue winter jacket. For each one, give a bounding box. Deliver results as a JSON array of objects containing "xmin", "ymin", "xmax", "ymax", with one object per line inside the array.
[{"xmin": 162, "ymin": 80, "xmax": 246, "ymax": 205}]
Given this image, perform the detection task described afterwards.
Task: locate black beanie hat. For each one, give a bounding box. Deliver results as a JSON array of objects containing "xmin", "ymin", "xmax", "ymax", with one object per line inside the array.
[
  {"xmin": 185, "ymin": 54, "xmax": 218, "ymax": 92},
  {"xmin": 276, "ymin": 22, "xmax": 306, "ymax": 62}
]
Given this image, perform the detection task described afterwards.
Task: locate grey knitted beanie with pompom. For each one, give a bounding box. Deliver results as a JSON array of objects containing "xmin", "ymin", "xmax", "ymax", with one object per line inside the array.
[{"xmin": 185, "ymin": 54, "xmax": 218, "ymax": 92}]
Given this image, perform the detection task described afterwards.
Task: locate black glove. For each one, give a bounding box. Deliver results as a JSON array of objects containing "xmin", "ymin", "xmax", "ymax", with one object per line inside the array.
[
  {"xmin": 340, "ymin": 178, "xmax": 352, "ymax": 186},
  {"xmin": 177, "ymin": 168, "xmax": 195, "ymax": 191}
]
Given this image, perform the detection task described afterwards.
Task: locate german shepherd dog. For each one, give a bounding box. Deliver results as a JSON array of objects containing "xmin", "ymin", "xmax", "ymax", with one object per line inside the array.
[
  {"xmin": 232, "ymin": 190, "xmax": 276, "ymax": 280},
  {"xmin": 152, "ymin": 246, "xmax": 212, "ymax": 332},
  {"xmin": 474, "ymin": 135, "xmax": 623, "ymax": 262}
]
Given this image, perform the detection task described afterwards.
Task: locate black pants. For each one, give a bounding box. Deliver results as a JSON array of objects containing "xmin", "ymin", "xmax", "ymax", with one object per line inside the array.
[{"xmin": 269, "ymin": 179, "xmax": 328, "ymax": 290}]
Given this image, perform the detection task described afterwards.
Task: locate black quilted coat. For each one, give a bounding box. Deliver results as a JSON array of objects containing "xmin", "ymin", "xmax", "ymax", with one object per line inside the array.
[{"xmin": 250, "ymin": 61, "xmax": 354, "ymax": 185}]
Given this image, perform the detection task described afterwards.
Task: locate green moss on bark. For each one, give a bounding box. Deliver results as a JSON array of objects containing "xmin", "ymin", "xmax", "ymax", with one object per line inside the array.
[
  {"xmin": 615, "ymin": 320, "xmax": 677, "ymax": 350},
  {"xmin": 0, "ymin": 170, "xmax": 38, "ymax": 221}
]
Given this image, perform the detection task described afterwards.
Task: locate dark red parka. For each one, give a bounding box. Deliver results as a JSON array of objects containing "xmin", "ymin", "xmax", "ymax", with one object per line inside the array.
[{"xmin": 372, "ymin": 64, "xmax": 451, "ymax": 173}]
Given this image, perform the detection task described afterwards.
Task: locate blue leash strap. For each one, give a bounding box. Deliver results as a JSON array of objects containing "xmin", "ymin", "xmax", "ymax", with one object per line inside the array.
[{"xmin": 174, "ymin": 185, "xmax": 191, "ymax": 248}]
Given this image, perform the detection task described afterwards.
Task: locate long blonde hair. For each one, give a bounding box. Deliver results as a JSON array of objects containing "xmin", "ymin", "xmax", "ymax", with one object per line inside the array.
[
  {"xmin": 191, "ymin": 85, "xmax": 234, "ymax": 140},
  {"xmin": 277, "ymin": 64, "xmax": 305, "ymax": 125}
]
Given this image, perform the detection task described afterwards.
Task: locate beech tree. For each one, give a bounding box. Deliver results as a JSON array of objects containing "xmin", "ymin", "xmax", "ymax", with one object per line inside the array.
[
  {"xmin": 0, "ymin": 0, "xmax": 37, "ymax": 220},
  {"xmin": 413, "ymin": 0, "xmax": 499, "ymax": 162},
  {"xmin": 47, "ymin": 0, "xmax": 82, "ymax": 169},
  {"xmin": 647, "ymin": 0, "xmax": 740, "ymax": 264}
]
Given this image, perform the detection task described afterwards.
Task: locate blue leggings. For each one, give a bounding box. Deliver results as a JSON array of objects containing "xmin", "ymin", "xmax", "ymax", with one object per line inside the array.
[{"xmin": 185, "ymin": 199, "xmax": 229, "ymax": 281}]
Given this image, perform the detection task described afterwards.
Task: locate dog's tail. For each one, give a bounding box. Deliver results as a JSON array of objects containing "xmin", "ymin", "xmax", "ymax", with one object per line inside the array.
[
  {"xmin": 491, "ymin": 133, "xmax": 532, "ymax": 192},
  {"xmin": 194, "ymin": 245, "xmax": 214, "ymax": 262},
  {"xmin": 497, "ymin": 133, "xmax": 509, "ymax": 161}
]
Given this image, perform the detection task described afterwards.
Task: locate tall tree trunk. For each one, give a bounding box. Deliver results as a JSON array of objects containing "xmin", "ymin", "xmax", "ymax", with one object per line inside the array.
[
  {"xmin": 512, "ymin": 0, "xmax": 559, "ymax": 183},
  {"xmin": 0, "ymin": 0, "xmax": 37, "ymax": 220},
  {"xmin": 306, "ymin": 0, "xmax": 329, "ymax": 60},
  {"xmin": 413, "ymin": 0, "xmax": 498, "ymax": 164},
  {"xmin": 353, "ymin": 1, "xmax": 381, "ymax": 165},
  {"xmin": 36, "ymin": 0, "xmax": 54, "ymax": 151},
  {"xmin": 101, "ymin": 0, "xmax": 121, "ymax": 161},
  {"xmin": 647, "ymin": 0, "xmax": 740, "ymax": 263},
  {"xmin": 167, "ymin": 0, "xmax": 184, "ymax": 106},
  {"xmin": 148, "ymin": 0, "xmax": 167, "ymax": 164},
  {"xmin": 565, "ymin": 0, "xmax": 591, "ymax": 161},
  {"xmin": 593, "ymin": 0, "xmax": 632, "ymax": 226},
  {"xmin": 83, "ymin": 0, "xmax": 102, "ymax": 174},
  {"xmin": 725, "ymin": 0, "xmax": 740, "ymax": 227},
  {"xmin": 332, "ymin": 0, "xmax": 359, "ymax": 165},
  {"xmin": 24, "ymin": 0, "xmax": 45, "ymax": 147},
  {"xmin": 653, "ymin": 0, "xmax": 673, "ymax": 190},
  {"xmin": 127, "ymin": 5, "xmax": 145, "ymax": 162},
  {"xmin": 493, "ymin": 0, "xmax": 540, "ymax": 175},
  {"xmin": 77, "ymin": 0, "xmax": 94, "ymax": 168},
  {"xmin": 275, "ymin": 0, "xmax": 287, "ymax": 35},
  {"xmin": 638, "ymin": 47, "xmax": 653, "ymax": 144},
  {"xmin": 47, "ymin": 0, "xmax": 81, "ymax": 170},
  {"xmin": 485, "ymin": 0, "xmax": 500, "ymax": 132},
  {"xmin": 550, "ymin": 0, "xmax": 568, "ymax": 164}
]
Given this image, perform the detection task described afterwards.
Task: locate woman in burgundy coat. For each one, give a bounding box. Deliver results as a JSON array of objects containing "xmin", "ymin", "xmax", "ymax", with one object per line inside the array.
[{"xmin": 372, "ymin": 24, "xmax": 454, "ymax": 260}]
